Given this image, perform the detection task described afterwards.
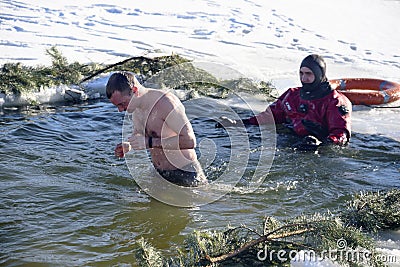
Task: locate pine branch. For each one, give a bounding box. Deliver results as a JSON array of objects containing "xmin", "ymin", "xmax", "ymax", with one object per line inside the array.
[
  {"xmin": 205, "ymin": 226, "xmax": 312, "ymax": 263},
  {"xmin": 80, "ymin": 56, "xmax": 147, "ymax": 83}
]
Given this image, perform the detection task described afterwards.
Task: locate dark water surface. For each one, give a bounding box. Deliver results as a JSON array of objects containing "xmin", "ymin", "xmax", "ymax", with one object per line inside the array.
[{"xmin": 1, "ymin": 99, "xmax": 399, "ymax": 266}]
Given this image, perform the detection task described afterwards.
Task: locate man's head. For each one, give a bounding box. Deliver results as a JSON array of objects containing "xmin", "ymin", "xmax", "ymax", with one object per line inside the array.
[
  {"xmin": 299, "ymin": 54, "xmax": 327, "ymax": 87},
  {"xmin": 106, "ymin": 72, "xmax": 138, "ymax": 112}
]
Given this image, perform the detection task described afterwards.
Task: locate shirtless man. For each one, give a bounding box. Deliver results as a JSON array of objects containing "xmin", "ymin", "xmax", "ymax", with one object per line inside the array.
[{"xmin": 106, "ymin": 71, "xmax": 207, "ymax": 187}]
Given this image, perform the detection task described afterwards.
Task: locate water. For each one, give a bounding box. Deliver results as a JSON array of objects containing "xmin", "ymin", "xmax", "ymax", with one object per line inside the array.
[
  {"xmin": 1, "ymin": 0, "xmax": 400, "ymax": 264},
  {"xmin": 1, "ymin": 98, "xmax": 399, "ymax": 266}
]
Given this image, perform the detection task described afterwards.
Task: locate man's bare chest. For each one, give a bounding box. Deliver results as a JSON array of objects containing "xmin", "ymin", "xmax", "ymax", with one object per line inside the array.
[{"xmin": 145, "ymin": 115, "xmax": 164, "ymax": 138}]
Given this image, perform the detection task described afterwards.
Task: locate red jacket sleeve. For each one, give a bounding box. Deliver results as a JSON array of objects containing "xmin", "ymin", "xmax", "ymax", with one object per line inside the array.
[
  {"xmin": 246, "ymin": 89, "xmax": 291, "ymax": 125},
  {"xmin": 326, "ymin": 91, "xmax": 352, "ymax": 145}
]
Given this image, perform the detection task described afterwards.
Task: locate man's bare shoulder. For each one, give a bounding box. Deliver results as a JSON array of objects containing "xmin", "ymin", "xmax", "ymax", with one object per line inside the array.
[{"xmin": 154, "ymin": 89, "xmax": 182, "ymax": 107}]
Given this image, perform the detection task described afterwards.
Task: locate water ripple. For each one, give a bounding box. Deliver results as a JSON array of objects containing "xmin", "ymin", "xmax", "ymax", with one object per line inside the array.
[{"xmin": 1, "ymin": 99, "xmax": 400, "ymax": 265}]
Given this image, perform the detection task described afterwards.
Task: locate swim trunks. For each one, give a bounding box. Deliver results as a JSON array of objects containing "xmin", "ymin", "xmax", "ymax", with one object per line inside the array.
[{"xmin": 156, "ymin": 161, "xmax": 207, "ymax": 187}]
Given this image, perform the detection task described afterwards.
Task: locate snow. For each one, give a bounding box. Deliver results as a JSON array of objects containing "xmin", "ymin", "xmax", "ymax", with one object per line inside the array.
[
  {"xmin": 1, "ymin": 0, "xmax": 399, "ymax": 128},
  {"xmin": 1, "ymin": 0, "xmax": 400, "ymax": 134},
  {"xmin": 2, "ymin": 0, "xmax": 399, "ymax": 81},
  {"xmin": 1, "ymin": 2, "xmax": 400, "ymax": 126}
]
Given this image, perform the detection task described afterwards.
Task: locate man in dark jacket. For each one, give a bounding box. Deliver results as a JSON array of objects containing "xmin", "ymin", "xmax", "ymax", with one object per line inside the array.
[{"xmin": 218, "ymin": 54, "xmax": 352, "ymax": 150}]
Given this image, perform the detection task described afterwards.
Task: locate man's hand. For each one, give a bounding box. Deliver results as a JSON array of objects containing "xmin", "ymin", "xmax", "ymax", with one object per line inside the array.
[
  {"xmin": 293, "ymin": 135, "xmax": 322, "ymax": 151},
  {"xmin": 128, "ymin": 134, "xmax": 147, "ymax": 150},
  {"xmin": 301, "ymin": 119, "xmax": 328, "ymax": 140},
  {"xmin": 115, "ymin": 142, "xmax": 131, "ymax": 158},
  {"xmin": 215, "ymin": 116, "xmax": 238, "ymax": 128}
]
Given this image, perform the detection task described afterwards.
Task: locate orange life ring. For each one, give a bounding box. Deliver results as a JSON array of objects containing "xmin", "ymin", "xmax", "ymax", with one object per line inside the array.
[{"xmin": 329, "ymin": 78, "xmax": 400, "ymax": 105}]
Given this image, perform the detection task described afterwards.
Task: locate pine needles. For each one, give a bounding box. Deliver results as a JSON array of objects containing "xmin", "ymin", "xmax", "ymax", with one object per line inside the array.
[
  {"xmin": 0, "ymin": 46, "xmax": 277, "ymax": 106},
  {"xmin": 0, "ymin": 47, "xmax": 100, "ymax": 95},
  {"xmin": 135, "ymin": 189, "xmax": 400, "ymax": 266},
  {"xmin": 342, "ymin": 188, "xmax": 400, "ymax": 232}
]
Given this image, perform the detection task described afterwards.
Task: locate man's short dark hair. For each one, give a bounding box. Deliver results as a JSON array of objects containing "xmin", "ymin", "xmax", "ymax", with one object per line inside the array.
[{"xmin": 106, "ymin": 71, "xmax": 136, "ymax": 99}]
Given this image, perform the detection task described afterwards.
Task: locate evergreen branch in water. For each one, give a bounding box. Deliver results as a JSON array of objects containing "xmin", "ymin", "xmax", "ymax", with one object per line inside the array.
[
  {"xmin": 205, "ymin": 226, "xmax": 311, "ymax": 264},
  {"xmin": 0, "ymin": 46, "xmax": 283, "ymax": 105},
  {"xmin": 0, "ymin": 46, "xmax": 101, "ymax": 95},
  {"xmin": 135, "ymin": 189, "xmax": 400, "ymax": 266},
  {"xmin": 341, "ymin": 188, "xmax": 400, "ymax": 232},
  {"xmin": 135, "ymin": 238, "xmax": 164, "ymax": 267},
  {"xmin": 79, "ymin": 56, "xmax": 148, "ymax": 83}
]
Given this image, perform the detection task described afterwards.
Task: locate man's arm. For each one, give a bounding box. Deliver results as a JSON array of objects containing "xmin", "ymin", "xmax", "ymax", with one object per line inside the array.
[
  {"xmin": 325, "ymin": 95, "xmax": 352, "ymax": 145},
  {"xmin": 242, "ymin": 107, "xmax": 276, "ymax": 125},
  {"xmin": 117, "ymin": 113, "xmax": 143, "ymax": 154},
  {"xmin": 216, "ymin": 89, "xmax": 292, "ymax": 128},
  {"xmin": 216, "ymin": 107, "xmax": 275, "ymax": 128},
  {"xmin": 151, "ymin": 96, "xmax": 196, "ymax": 150}
]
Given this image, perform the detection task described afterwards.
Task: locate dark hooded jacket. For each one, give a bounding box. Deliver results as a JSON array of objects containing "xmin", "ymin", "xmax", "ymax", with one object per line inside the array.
[{"xmin": 245, "ymin": 54, "xmax": 352, "ymax": 145}]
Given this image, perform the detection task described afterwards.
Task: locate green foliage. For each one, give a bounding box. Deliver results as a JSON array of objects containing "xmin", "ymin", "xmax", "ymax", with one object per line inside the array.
[
  {"xmin": 135, "ymin": 214, "xmax": 382, "ymax": 266},
  {"xmin": 342, "ymin": 189, "xmax": 400, "ymax": 232},
  {"xmin": 135, "ymin": 189, "xmax": 400, "ymax": 267},
  {"xmin": 0, "ymin": 46, "xmax": 101, "ymax": 95},
  {"xmin": 45, "ymin": 46, "xmax": 85, "ymax": 84},
  {"xmin": 191, "ymin": 228, "xmax": 253, "ymax": 259},
  {"xmin": 136, "ymin": 238, "xmax": 165, "ymax": 267},
  {"xmin": 110, "ymin": 54, "xmax": 191, "ymax": 77},
  {"xmin": 263, "ymin": 216, "xmax": 281, "ymax": 234},
  {"xmin": 0, "ymin": 47, "xmax": 277, "ymax": 104},
  {"xmin": 138, "ymin": 61, "xmax": 277, "ymax": 100},
  {"xmin": 258, "ymin": 80, "xmax": 278, "ymax": 97},
  {"xmin": 0, "ymin": 62, "xmax": 51, "ymax": 95}
]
